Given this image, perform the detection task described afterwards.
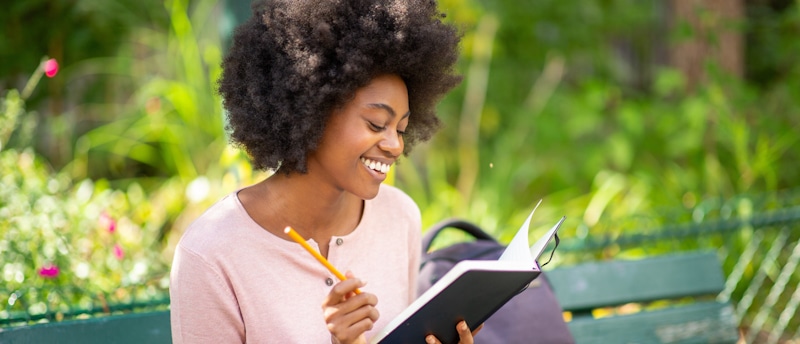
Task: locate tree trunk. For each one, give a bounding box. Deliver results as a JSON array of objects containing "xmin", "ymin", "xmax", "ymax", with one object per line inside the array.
[{"xmin": 669, "ymin": 0, "xmax": 744, "ymax": 89}]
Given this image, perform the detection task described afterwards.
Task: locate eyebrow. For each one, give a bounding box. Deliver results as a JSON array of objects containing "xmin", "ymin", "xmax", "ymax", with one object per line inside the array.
[{"xmin": 367, "ymin": 103, "xmax": 410, "ymax": 119}]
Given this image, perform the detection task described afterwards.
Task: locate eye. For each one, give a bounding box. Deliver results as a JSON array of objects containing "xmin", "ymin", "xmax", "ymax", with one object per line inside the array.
[
  {"xmin": 368, "ymin": 122, "xmax": 385, "ymax": 132},
  {"xmin": 397, "ymin": 118, "xmax": 409, "ymax": 136}
]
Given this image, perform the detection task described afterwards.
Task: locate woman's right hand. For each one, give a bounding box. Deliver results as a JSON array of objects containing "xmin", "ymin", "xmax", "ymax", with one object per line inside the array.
[{"xmin": 323, "ymin": 272, "xmax": 380, "ymax": 344}]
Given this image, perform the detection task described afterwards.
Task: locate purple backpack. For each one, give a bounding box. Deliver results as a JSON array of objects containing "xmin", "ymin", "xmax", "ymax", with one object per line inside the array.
[{"xmin": 418, "ymin": 219, "xmax": 575, "ymax": 344}]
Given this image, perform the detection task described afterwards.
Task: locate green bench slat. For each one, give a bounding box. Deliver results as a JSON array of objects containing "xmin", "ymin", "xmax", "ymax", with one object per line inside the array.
[
  {"xmin": 548, "ymin": 251, "xmax": 726, "ymax": 312},
  {"xmin": 0, "ymin": 310, "xmax": 171, "ymax": 344},
  {"xmin": 567, "ymin": 301, "xmax": 739, "ymax": 344}
]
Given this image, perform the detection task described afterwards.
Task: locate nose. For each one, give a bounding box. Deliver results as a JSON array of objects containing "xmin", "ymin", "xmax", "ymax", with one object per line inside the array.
[{"xmin": 378, "ymin": 130, "xmax": 404, "ymax": 157}]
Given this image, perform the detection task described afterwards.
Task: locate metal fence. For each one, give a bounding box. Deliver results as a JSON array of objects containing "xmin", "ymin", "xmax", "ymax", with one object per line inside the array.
[{"xmin": 559, "ymin": 191, "xmax": 800, "ymax": 344}]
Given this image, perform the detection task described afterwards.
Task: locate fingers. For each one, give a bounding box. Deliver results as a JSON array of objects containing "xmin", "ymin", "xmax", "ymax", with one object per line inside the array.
[
  {"xmin": 425, "ymin": 334, "xmax": 441, "ymax": 344},
  {"xmin": 328, "ymin": 315, "xmax": 377, "ymax": 344},
  {"xmin": 323, "ymin": 294, "xmax": 380, "ymax": 326},
  {"xmin": 456, "ymin": 321, "xmax": 474, "ymax": 344},
  {"xmin": 425, "ymin": 321, "xmax": 476, "ymax": 344},
  {"xmin": 324, "ymin": 276, "xmax": 366, "ymax": 304},
  {"xmin": 323, "ymin": 273, "xmax": 379, "ymax": 344}
]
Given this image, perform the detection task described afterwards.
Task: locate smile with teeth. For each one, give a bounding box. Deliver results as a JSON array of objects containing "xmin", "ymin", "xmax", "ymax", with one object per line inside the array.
[{"xmin": 361, "ymin": 157, "xmax": 391, "ymax": 174}]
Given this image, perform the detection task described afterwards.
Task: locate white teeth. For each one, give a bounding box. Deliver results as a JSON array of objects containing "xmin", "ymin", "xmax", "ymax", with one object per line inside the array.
[{"xmin": 361, "ymin": 157, "xmax": 391, "ymax": 174}]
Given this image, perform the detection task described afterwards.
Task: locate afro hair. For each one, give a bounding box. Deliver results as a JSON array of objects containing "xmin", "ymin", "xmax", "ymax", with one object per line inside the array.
[{"xmin": 218, "ymin": 0, "xmax": 462, "ymax": 174}]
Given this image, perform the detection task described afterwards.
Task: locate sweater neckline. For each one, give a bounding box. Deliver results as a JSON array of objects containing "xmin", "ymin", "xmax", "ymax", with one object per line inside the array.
[{"xmin": 230, "ymin": 188, "xmax": 373, "ymax": 250}]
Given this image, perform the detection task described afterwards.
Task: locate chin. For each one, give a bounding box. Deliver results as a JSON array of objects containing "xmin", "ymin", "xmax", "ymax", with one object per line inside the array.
[{"xmin": 355, "ymin": 184, "xmax": 381, "ymax": 200}]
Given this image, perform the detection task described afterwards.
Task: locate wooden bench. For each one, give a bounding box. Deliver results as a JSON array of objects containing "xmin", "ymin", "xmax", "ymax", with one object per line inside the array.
[
  {"xmin": 1, "ymin": 251, "xmax": 739, "ymax": 343},
  {"xmin": 0, "ymin": 310, "xmax": 171, "ymax": 344},
  {"xmin": 547, "ymin": 251, "xmax": 740, "ymax": 343}
]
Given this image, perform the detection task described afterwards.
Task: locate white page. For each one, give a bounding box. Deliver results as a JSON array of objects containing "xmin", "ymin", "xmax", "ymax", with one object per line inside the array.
[{"xmin": 497, "ymin": 200, "xmax": 542, "ymax": 265}]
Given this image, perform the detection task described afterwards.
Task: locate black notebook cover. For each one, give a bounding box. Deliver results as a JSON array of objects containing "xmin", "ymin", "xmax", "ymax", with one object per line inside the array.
[
  {"xmin": 370, "ymin": 209, "xmax": 565, "ymax": 344},
  {"xmin": 374, "ymin": 264, "xmax": 540, "ymax": 344}
]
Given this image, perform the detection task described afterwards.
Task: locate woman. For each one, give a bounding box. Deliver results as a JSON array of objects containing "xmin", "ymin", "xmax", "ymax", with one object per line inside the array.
[{"xmin": 169, "ymin": 0, "xmax": 470, "ymax": 343}]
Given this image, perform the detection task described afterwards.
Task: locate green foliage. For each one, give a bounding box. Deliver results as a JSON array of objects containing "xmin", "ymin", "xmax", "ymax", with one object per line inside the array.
[
  {"xmin": 1, "ymin": 0, "xmax": 265, "ymax": 321},
  {"xmin": 0, "ymin": 0, "xmax": 172, "ymax": 171},
  {"xmin": 397, "ymin": 0, "xmax": 800, "ymax": 243},
  {"xmin": 70, "ymin": 0, "xmax": 227, "ymax": 186},
  {"xmin": 394, "ymin": 3, "xmax": 800, "ymax": 339},
  {"xmin": 1, "ymin": 77, "xmax": 172, "ymax": 324},
  {"xmin": 745, "ymin": 0, "xmax": 800, "ymax": 87},
  {"xmin": 0, "ymin": 0, "xmax": 168, "ymax": 88}
]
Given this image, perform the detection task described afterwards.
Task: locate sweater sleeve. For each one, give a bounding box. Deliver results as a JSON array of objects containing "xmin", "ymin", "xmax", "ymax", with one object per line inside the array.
[{"xmin": 170, "ymin": 244, "xmax": 245, "ymax": 344}]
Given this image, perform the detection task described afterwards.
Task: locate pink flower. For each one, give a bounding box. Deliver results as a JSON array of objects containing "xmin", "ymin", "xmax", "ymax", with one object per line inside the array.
[
  {"xmin": 99, "ymin": 211, "xmax": 116, "ymax": 233},
  {"xmin": 43, "ymin": 59, "xmax": 58, "ymax": 78},
  {"xmin": 39, "ymin": 265, "xmax": 60, "ymax": 278},
  {"xmin": 113, "ymin": 244, "xmax": 125, "ymax": 260}
]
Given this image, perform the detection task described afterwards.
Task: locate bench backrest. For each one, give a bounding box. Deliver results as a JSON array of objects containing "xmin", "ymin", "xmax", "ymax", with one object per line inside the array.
[
  {"xmin": 547, "ymin": 251, "xmax": 739, "ymax": 343},
  {"xmin": 548, "ymin": 251, "xmax": 726, "ymax": 312},
  {"xmin": 0, "ymin": 252, "xmax": 739, "ymax": 343},
  {"xmin": 0, "ymin": 310, "xmax": 171, "ymax": 344}
]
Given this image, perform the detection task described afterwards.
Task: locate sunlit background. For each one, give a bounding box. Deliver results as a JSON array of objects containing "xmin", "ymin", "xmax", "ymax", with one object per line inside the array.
[{"xmin": 1, "ymin": 0, "xmax": 799, "ymax": 342}]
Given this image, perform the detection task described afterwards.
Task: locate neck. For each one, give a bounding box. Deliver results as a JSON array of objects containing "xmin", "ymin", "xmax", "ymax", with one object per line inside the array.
[{"xmin": 243, "ymin": 172, "xmax": 364, "ymax": 251}]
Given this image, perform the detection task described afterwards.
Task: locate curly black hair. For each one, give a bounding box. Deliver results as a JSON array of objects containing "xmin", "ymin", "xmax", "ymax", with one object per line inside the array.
[{"xmin": 218, "ymin": 0, "xmax": 462, "ymax": 174}]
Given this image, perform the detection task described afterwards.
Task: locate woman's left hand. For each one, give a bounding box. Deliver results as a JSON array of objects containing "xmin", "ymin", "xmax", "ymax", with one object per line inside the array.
[{"xmin": 424, "ymin": 321, "xmax": 482, "ymax": 344}]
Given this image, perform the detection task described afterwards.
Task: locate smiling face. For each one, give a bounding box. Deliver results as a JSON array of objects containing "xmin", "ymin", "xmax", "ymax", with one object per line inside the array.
[{"xmin": 306, "ymin": 74, "xmax": 410, "ymax": 200}]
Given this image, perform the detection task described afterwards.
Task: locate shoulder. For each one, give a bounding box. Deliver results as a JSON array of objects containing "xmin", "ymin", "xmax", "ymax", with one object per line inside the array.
[
  {"xmin": 176, "ymin": 192, "xmax": 251, "ymax": 258},
  {"xmin": 365, "ymin": 184, "xmax": 422, "ymax": 243},
  {"xmin": 373, "ymin": 183, "xmax": 417, "ymax": 207},
  {"xmin": 371, "ymin": 184, "xmax": 420, "ymax": 220}
]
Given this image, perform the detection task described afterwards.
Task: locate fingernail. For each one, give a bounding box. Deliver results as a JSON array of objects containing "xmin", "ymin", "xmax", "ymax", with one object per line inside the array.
[
  {"xmin": 426, "ymin": 335, "xmax": 436, "ymax": 344},
  {"xmin": 460, "ymin": 322, "xmax": 468, "ymax": 331}
]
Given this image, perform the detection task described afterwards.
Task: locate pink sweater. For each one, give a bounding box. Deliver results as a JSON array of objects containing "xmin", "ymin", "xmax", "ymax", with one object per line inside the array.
[{"xmin": 169, "ymin": 184, "xmax": 421, "ymax": 343}]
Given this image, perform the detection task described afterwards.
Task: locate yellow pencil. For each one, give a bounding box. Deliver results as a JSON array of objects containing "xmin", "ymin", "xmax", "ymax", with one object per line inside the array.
[{"xmin": 284, "ymin": 226, "xmax": 361, "ymax": 294}]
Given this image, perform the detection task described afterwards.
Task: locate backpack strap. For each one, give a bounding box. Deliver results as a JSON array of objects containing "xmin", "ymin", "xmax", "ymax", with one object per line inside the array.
[{"xmin": 422, "ymin": 219, "xmax": 497, "ymax": 253}]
